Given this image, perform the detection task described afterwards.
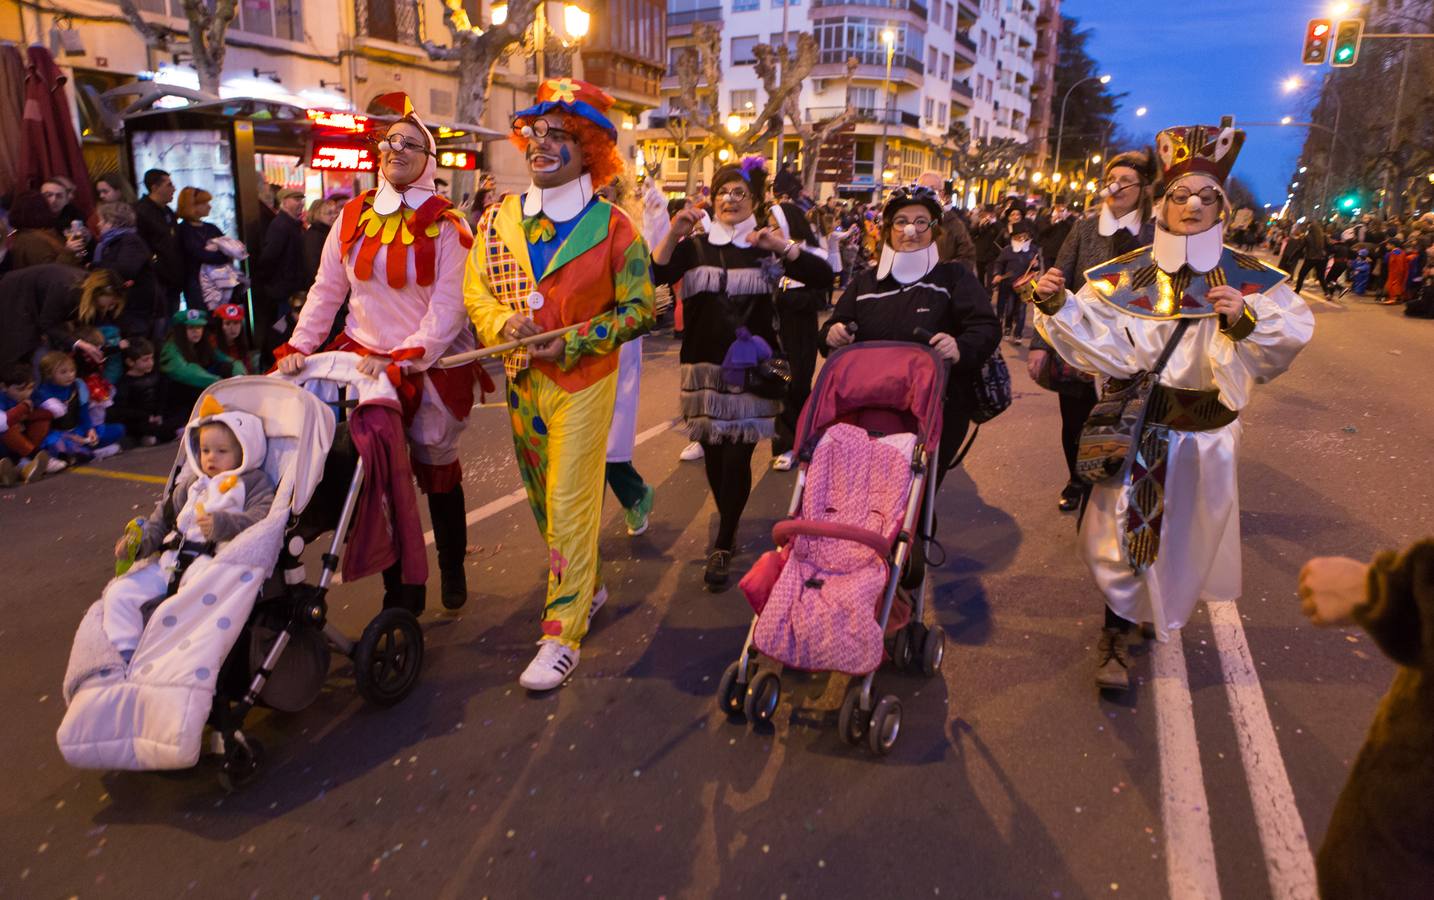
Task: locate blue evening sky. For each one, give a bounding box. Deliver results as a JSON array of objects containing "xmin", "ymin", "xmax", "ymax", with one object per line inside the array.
[{"xmin": 1058, "ymin": 0, "xmax": 1333, "ymax": 205}]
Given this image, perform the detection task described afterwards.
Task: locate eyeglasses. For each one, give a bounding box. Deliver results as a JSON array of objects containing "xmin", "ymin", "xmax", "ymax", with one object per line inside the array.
[
  {"xmin": 714, "ymin": 187, "xmax": 751, "ymax": 202},
  {"xmin": 377, "ymin": 134, "xmax": 433, "ymax": 156},
  {"xmin": 892, "ymin": 217, "xmax": 933, "ymax": 232},
  {"xmin": 1167, "ymin": 186, "xmax": 1223, "ymax": 206},
  {"xmin": 515, "ymin": 119, "xmax": 576, "ymax": 144}
]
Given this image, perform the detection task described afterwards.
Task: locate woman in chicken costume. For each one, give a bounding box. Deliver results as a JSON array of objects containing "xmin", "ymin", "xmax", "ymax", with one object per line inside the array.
[
  {"xmin": 1029, "ymin": 119, "xmax": 1315, "ymax": 690},
  {"xmin": 464, "ymin": 78, "xmax": 654, "ymax": 691},
  {"xmin": 277, "ymin": 93, "xmax": 487, "ymax": 613}
]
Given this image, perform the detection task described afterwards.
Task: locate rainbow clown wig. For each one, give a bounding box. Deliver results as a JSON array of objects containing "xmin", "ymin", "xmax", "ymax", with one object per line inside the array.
[{"xmin": 510, "ymin": 78, "xmax": 625, "ymax": 189}]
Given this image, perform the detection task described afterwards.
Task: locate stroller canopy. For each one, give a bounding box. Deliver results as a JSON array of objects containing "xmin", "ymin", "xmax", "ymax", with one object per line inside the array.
[{"xmin": 796, "ymin": 342, "xmax": 949, "ymax": 459}]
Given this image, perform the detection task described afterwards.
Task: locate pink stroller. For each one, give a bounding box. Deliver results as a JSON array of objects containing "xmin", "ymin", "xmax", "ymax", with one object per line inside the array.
[{"xmin": 719, "ymin": 341, "xmax": 948, "ymax": 756}]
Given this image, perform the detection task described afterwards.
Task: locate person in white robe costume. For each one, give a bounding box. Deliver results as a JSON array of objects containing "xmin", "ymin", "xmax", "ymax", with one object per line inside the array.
[{"xmin": 1029, "ymin": 119, "xmax": 1315, "ymax": 690}]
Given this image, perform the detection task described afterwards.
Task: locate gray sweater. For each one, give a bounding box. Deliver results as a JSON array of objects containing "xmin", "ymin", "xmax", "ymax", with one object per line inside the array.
[
  {"xmin": 1032, "ymin": 214, "xmax": 1155, "ymax": 357},
  {"xmin": 137, "ymin": 468, "xmax": 276, "ymax": 557}
]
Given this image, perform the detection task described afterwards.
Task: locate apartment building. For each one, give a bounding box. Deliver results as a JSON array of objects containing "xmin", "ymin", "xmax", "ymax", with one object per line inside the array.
[{"xmin": 642, "ymin": 0, "xmax": 1050, "ymax": 200}]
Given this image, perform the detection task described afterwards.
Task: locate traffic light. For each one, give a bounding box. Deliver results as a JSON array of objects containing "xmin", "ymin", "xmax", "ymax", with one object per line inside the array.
[
  {"xmin": 1340, "ymin": 194, "xmax": 1358, "ymax": 211},
  {"xmin": 1302, "ymin": 18, "xmax": 1332, "ymax": 64},
  {"xmin": 1331, "ymin": 18, "xmax": 1364, "ymax": 67}
]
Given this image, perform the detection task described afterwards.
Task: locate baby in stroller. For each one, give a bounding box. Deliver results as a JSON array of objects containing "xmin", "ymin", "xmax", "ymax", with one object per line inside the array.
[{"xmin": 104, "ymin": 396, "xmax": 273, "ymax": 661}]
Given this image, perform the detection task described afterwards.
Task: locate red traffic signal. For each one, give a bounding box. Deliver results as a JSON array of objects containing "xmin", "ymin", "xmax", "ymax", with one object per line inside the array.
[
  {"xmin": 1303, "ymin": 18, "xmax": 1331, "ymax": 64},
  {"xmin": 1331, "ymin": 18, "xmax": 1364, "ymax": 67}
]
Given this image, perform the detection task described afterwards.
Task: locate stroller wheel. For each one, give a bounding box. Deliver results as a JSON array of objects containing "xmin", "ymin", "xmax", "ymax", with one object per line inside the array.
[
  {"xmin": 217, "ymin": 735, "xmax": 265, "ymax": 793},
  {"xmin": 716, "ymin": 661, "xmax": 749, "ymax": 717},
  {"xmin": 920, "ymin": 626, "xmax": 946, "ymax": 677},
  {"xmin": 891, "ymin": 627, "xmax": 914, "ymax": 671},
  {"xmin": 743, "ymin": 670, "xmax": 781, "ymax": 724},
  {"xmin": 868, "ymin": 695, "xmax": 902, "ymax": 756},
  {"xmin": 354, "ymin": 609, "xmax": 425, "ymax": 707},
  {"xmin": 838, "ymin": 684, "xmax": 867, "ymax": 746}
]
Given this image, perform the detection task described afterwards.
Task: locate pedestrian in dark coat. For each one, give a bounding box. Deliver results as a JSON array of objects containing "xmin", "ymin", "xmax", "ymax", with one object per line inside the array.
[
  {"xmin": 133, "ymin": 169, "xmax": 183, "ymax": 322},
  {"xmin": 91, "ymin": 201, "xmax": 160, "ymax": 338},
  {"xmin": 257, "ymin": 189, "xmax": 308, "ymax": 349},
  {"xmin": 766, "ymin": 201, "xmax": 829, "ymax": 469},
  {"xmin": 176, "ymin": 187, "xmax": 230, "ymax": 309},
  {"xmin": 1298, "ymin": 541, "xmax": 1434, "ymax": 899},
  {"xmin": 0, "ymin": 263, "xmax": 84, "ymax": 368},
  {"xmin": 989, "ymin": 221, "xmax": 1039, "ymax": 342}
]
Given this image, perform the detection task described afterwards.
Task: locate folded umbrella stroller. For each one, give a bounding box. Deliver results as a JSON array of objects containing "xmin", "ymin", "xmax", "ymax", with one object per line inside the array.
[{"xmin": 721, "ymin": 341, "xmax": 950, "ymax": 756}]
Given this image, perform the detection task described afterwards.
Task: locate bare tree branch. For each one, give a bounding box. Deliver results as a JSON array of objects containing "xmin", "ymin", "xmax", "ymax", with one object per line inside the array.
[{"xmin": 424, "ymin": 0, "xmax": 541, "ymax": 127}]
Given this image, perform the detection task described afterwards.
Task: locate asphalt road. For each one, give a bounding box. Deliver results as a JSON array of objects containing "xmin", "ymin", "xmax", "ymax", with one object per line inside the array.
[{"xmin": 0, "ymin": 280, "xmax": 1426, "ymax": 899}]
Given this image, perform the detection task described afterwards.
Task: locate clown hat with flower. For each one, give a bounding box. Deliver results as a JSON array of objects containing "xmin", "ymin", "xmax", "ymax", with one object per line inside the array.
[{"xmin": 510, "ymin": 78, "xmax": 625, "ymax": 192}]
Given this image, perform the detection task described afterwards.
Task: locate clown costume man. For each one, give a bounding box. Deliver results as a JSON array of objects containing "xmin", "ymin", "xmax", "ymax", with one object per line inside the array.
[
  {"xmin": 464, "ymin": 79, "xmax": 654, "ymax": 691},
  {"xmin": 1029, "ymin": 119, "xmax": 1315, "ymax": 690},
  {"xmin": 276, "ymin": 93, "xmax": 487, "ymax": 613}
]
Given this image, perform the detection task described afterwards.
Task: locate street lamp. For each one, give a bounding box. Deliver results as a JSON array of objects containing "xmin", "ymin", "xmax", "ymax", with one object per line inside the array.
[
  {"xmin": 1283, "ymin": 74, "xmax": 1344, "ymax": 216},
  {"xmin": 562, "ymin": 3, "xmax": 591, "ymax": 39},
  {"xmin": 726, "ymin": 113, "xmax": 745, "ymax": 135},
  {"xmin": 492, "ymin": 2, "xmax": 591, "ymax": 81},
  {"xmin": 1053, "ymin": 73, "xmax": 1111, "ymax": 190},
  {"xmin": 1135, "ymin": 106, "xmax": 1147, "ymax": 117},
  {"xmin": 1031, "ymin": 171, "xmax": 1044, "ymax": 184},
  {"xmin": 1281, "ymin": 116, "xmax": 1293, "ymax": 125},
  {"xmin": 1090, "ymin": 154, "xmax": 1101, "ymax": 165},
  {"xmin": 877, "ymin": 28, "xmax": 898, "ymax": 199}
]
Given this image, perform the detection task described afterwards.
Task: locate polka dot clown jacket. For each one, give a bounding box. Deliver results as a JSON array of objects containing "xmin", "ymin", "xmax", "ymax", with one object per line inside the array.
[{"xmin": 463, "ymin": 193, "xmax": 655, "ymax": 393}]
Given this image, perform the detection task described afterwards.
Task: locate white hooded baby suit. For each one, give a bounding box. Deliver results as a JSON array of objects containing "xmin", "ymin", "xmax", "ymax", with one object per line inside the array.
[{"xmin": 100, "ymin": 409, "xmax": 273, "ymax": 654}]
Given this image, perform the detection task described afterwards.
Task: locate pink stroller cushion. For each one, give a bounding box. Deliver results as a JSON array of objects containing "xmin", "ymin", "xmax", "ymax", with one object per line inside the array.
[{"xmin": 753, "ymin": 424, "xmax": 917, "ymax": 674}]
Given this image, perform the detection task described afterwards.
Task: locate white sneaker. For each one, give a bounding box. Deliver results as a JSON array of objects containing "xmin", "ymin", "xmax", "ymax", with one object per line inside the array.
[
  {"xmin": 679, "ymin": 441, "xmax": 704, "ymax": 461},
  {"xmin": 519, "ymin": 640, "xmax": 580, "ymax": 691},
  {"xmin": 91, "ymin": 444, "xmax": 122, "ymax": 460},
  {"xmin": 44, "ymin": 458, "xmax": 68, "ymax": 474},
  {"xmin": 771, "ymin": 451, "xmax": 795, "ymax": 471},
  {"xmin": 588, "ymin": 586, "xmax": 608, "ymax": 623}
]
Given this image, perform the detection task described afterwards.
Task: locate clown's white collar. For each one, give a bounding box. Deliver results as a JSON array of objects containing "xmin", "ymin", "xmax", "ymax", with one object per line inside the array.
[
  {"xmin": 707, "ymin": 214, "xmax": 757, "ymax": 248},
  {"xmin": 522, "ymin": 172, "xmax": 595, "ymax": 223},
  {"xmin": 1099, "ymin": 205, "xmax": 1144, "ymax": 238},
  {"xmin": 877, "ymin": 243, "xmax": 940, "ymax": 284},
  {"xmin": 1152, "ymin": 221, "xmax": 1224, "ymax": 274}
]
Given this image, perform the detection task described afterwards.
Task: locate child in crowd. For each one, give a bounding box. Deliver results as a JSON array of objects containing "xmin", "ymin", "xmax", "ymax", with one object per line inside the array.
[
  {"xmin": 160, "ymin": 308, "xmax": 246, "ymax": 414},
  {"xmin": 72, "ymin": 326, "xmax": 116, "ymax": 425},
  {"xmin": 33, "ymin": 351, "xmax": 125, "ymax": 462},
  {"xmin": 1404, "ymin": 261, "xmax": 1434, "ymax": 319},
  {"xmin": 1381, "ymin": 243, "xmax": 1411, "ymax": 305},
  {"xmin": 1350, "ymin": 247, "xmax": 1372, "ymax": 296},
  {"xmin": 110, "ymin": 339, "xmax": 187, "ymax": 446},
  {"xmin": 0, "ymin": 363, "xmax": 66, "ymax": 484},
  {"xmin": 103, "ymin": 399, "xmax": 275, "ymax": 661},
  {"xmin": 208, "ymin": 303, "xmax": 259, "ymax": 374}
]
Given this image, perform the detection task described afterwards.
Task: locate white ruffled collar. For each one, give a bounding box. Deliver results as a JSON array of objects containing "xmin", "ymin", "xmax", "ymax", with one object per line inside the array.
[
  {"xmin": 522, "ymin": 173, "xmax": 595, "ymax": 223},
  {"xmin": 707, "ymin": 214, "xmax": 757, "ymax": 248},
  {"xmin": 1152, "ymin": 222, "xmax": 1224, "ymax": 274},
  {"xmin": 877, "ymin": 242, "xmax": 940, "ymax": 284},
  {"xmin": 373, "ymin": 180, "xmax": 436, "ymax": 216},
  {"xmin": 1099, "ymin": 205, "xmax": 1144, "ymax": 238}
]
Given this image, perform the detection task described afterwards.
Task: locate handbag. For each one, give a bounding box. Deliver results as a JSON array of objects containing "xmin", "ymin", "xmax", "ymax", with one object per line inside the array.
[
  {"xmin": 745, "ymin": 356, "xmax": 792, "ymax": 400},
  {"xmin": 1075, "ymin": 319, "xmax": 1192, "ymax": 486},
  {"xmin": 969, "ymin": 349, "xmax": 1012, "ymax": 424}
]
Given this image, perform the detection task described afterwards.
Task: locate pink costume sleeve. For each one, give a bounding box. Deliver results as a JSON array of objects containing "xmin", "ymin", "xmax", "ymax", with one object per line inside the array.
[
  {"xmin": 288, "ymin": 222, "xmax": 351, "ymax": 355},
  {"xmin": 390, "ymin": 224, "xmax": 470, "ymax": 372}
]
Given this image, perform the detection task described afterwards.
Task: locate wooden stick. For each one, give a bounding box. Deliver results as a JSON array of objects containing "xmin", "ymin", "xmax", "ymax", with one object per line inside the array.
[{"xmin": 435, "ymin": 324, "xmax": 582, "ymax": 368}]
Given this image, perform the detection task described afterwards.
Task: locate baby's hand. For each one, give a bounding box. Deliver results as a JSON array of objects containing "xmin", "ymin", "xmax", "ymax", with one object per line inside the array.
[
  {"xmin": 196, "ymin": 507, "xmax": 215, "ymax": 540},
  {"xmin": 113, "ymin": 535, "xmax": 129, "ymax": 560}
]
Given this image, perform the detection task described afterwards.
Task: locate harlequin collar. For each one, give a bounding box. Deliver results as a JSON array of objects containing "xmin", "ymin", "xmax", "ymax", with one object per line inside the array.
[
  {"xmin": 1099, "ymin": 205, "xmax": 1143, "ymax": 238},
  {"xmin": 707, "ymin": 214, "xmax": 757, "ymax": 248},
  {"xmin": 876, "ymin": 242, "xmax": 939, "ymax": 284},
  {"xmin": 1152, "ymin": 221, "xmax": 1224, "ymax": 275},
  {"xmin": 522, "ymin": 173, "xmax": 595, "ymax": 223}
]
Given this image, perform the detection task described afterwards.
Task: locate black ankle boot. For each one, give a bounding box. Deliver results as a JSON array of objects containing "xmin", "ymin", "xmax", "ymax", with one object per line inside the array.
[
  {"xmin": 381, "ymin": 563, "xmax": 425, "ymax": 614},
  {"xmin": 428, "ymin": 486, "xmax": 469, "ymax": 610}
]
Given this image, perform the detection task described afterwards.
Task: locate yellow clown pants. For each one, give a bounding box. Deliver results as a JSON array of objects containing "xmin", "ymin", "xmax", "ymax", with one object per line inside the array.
[{"xmin": 506, "ymin": 368, "xmax": 617, "ymax": 649}]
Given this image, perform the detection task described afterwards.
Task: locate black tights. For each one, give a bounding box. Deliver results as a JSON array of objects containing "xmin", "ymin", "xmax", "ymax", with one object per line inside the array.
[
  {"xmin": 1059, "ymin": 385, "xmax": 1098, "ymax": 484},
  {"xmin": 1105, "ymin": 606, "xmax": 1131, "ymax": 633},
  {"xmin": 701, "ymin": 440, "xmax": 756, "ymax": 552}
]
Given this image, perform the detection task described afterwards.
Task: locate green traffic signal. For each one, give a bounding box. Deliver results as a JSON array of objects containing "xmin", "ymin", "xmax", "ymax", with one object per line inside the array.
[
  {"xmin": 1331, "ymin": 18, "xmax": 1363, "ymax": 68},
  {"xmin": 1341, "ymin": 196, "xmax": 1357, "ymax": 210}
]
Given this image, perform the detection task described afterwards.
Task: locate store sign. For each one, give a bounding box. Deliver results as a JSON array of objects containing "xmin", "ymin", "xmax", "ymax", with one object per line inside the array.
[
  {"xmin": 306, "ymin": 109, "xmax": 370, "ymax": 134},
  {"xmin": 438, "ymin": 150, "xmax": 477, "ymax": 170},
  {"xmin": 311, "ymin": 141, "xmax": 376, "ymax": 172}
]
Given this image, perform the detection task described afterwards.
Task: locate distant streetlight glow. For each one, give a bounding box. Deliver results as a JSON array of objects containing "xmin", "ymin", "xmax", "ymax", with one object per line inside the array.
[
  {"xmin": 1282, "ymin": 75, "xmax": 1303, "ymax": 94},
  {"xmin": 726, "ymin": 113, "xmax": 744, "ymax": 134},
  {"xmin": 1329, "ymin": 1, "xmax": 1351, "ymax": 16},
  {"xmin": 1031, "ymin": 171, "xmax": 1044, "ymax": 184},
  {"xmin": 563, "ymin": 4, "xmax": 591, "ymax": 39},
  {"xmin": 881, "ymin": 28, "xmax": 896, "ymax": 47},
  {"xmin": 1090, "ymin": 154, "xmax": 1101, "ymax": 164},
  {"xmin": 1281, "ymin": 116, "xmax": 1294, "ymax": 125},
  {"xmin": 1135, "ymin": 106, "xmax": 1147, "ymax": 117},
  {"xmin": 491, "ymin": 2, "xmax": 508, "ymax": 25},
  {"xmin": 1299, "ymin": 166, "xmax": 1308, "ymax": 173},
  {"xmin": 1099, "ymin": 74, "xmax": 1112, "ymax": 84}
]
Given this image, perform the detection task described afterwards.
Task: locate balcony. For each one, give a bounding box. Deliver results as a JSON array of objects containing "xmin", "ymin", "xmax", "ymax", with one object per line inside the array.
[
  {"xmin": 668, "ymin": 6, "xmax": 722, "ymax": 27},
  {"xmin": 805, "ymin": 106, "xmax": 921, "ymax": 128},
  {"xmin": 819, "ymin": 49, "xmax": 923, "ymax": 72},
  {"xmin": 355, "ymin": 0, "xmax": 421, "ymax": 46},
  {"xmin": 950, "ymin": 79, "xmax": 974, "ymax": 104},
  {"xmin": 810, "ymin": 0, "xmax": 929, "ymax": 28},
  {"xmin": 1037, "ymin": 0, "xmax": 1054, "ymax": 26},
  {"xmin": 954, "ymin": 31, "xmax": 977, "ymax": 63},
  {"xmin": 811, "ymin": 0, "xmax": 927, "ymax": 13},
  {"xmin": 957, "ymin": 0, "xmax": 978, "ymax": 25}
]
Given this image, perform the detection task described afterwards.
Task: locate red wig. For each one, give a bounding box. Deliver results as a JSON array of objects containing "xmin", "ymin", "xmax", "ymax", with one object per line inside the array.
[{"xmin": 509, "ymin": 113, "xmax": 624, "ymax": 190}]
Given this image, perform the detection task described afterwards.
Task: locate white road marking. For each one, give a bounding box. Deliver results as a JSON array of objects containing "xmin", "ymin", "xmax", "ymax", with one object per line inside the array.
[
  {"xmin": 420, "ymin": 417, "xmax": 678, "ymax": 544},
  {"xmin": 1207, "ymin": 599, "xmax": 1318, "ymax": 899},
  {"xmin": 1152, "ymin": 635, "xmax": 1223, "ymax": 900}
]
